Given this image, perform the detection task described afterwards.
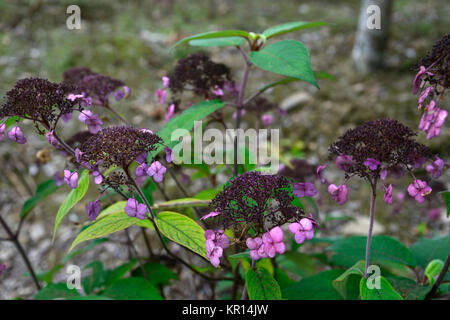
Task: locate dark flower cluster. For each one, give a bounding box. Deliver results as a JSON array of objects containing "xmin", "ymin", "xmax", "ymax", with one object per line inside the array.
[
  {"xmin": 210, "ymin": 171, "xmax": 306, "ymax": 242},
  {"xmin": 328, "ymin": 119, "xmax": 433, "ymax": 182},
  {"xmin": 79, "ymin": 126, "xmax": 162, "ymax": 169},
  {"xmin": 414, "ymin": 34, "xmax": 449, "ymax": 89},
  {"xmin": 74, "ymin": 73, "xmax": 125, "ymax": 106},
  {"xmin": 167, "ymin": 53, "xmax": 231, "ymax": 98},
  {"xmin": 0, "ymin": 78, "xmax": 80, "ymax": 127},
  {"xmin": 63, "ymin": 67, "xmax": 95, "ymax": 86}
]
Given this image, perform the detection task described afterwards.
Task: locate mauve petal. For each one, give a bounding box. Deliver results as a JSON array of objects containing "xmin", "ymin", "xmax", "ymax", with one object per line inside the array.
[
  {"xmin": 305, "ymin": 229, "xmax": 315, "ymax": 240},
  {"xmin": 269, "ymin": 226, "xmax": 283, "ymax": 243},
  {"xmin": 288, "ymin": 222, "xmax": 301, "ymax": 234},
  {"xmin": 262, "ymin": 232, "xmax": 272, "ymax": 244},
  {"xmin": 299, "ymin": 218, "xmax": 313, "ymax": 231},
  {"xmin": 250, "ymin": 250, "xmax": 260, "ymax": 261},
  {"xmin": 204, "ymin": 230, "xmax": 215, "ymax": 241},
  {"xmin": 274, "ymin": 242, "xmax": 286, "ymax": 254},
  {"xmin": 294, "ymin": 232, "xmax": 306, "ymax": 244},
  {"xmin": 264, "ymin": 243, "xmax": 276, "ymax": 258},
  {"xmin": 205, "ymin": 240, "xmax": 215, "ymax": 254}
]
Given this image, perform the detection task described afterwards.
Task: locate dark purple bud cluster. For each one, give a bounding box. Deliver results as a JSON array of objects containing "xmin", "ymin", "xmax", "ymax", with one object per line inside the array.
[
  {"xmin": 79, "ymin": 126, "xmax": 163, "ymax": 169},
  {"xmin": 328, "ymin": 119, "xmax": 433, "ymax": 182},
  {"xmin": 167, "ymin": 53, "xmax": 231, "ymax": 99},
  {"xmin": 210, "ymin": 171, "xmax": 306, "ymax": 243},
  {"xmin": 414, "ymin": 34, "xmax": 449, "ymax": 89},
  {"xmin": 63, "ymin": 67, "xmax": 95, "ymax": 86},
  {"xmin": 74, "ymin": 73, "xmax": 125, "ymax": 106},
  {"xmin": 0, "ymin": 78, "xmax": 80, "ymax": 127}
]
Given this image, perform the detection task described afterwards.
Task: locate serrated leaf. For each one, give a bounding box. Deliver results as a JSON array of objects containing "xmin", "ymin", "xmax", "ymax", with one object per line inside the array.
[
  {"xmin": 171, "ymin": 30, "xmax": 249, "ymax": 49},
  {"xmin": 102, "ymin": 277, "xmax": 162, "ymax": 300},
  {"xmin": 155, "ymin": 211, "xmax": 206, "ymax": 259},
  {"xmin": 250, "ymin": 40, "xmax": 318, "ymax": 88},
  {"xmin": 360, "ymin": 276, "xmax": 403, "ymax": 300},
  {"xmin": 332, "ymin": 260, "xmax": 365, "ymax": 300},
  {"xmin": 328, "ymin": 235, "xmax": 416, "ymax": 268},
  {"xmin": 69, "ymin": 212, "xmax": 152, "ymax": 252},
  {"xmin": 53, "ymin": 170, "xmax": 90, "ymax": 242},
  {"xmin": 189, "ymin": 37, "xmax": 244, "ymax": 47},
  {"xmin": 246, "ymin": 267, "xmax": 281, "ymax": 300},
  {"xmin": 262, "ymin": 21, "xmax": 328, "ymax": 39},
  {"xmin": 21, "ymin": 179, "xmax": 60, "ymax": 218}
]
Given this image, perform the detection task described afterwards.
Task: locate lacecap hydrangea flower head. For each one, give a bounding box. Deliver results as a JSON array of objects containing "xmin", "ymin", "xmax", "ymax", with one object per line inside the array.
[{"xmin": 201, "ymin": 171, "xmax": 319, "ymax": 267}]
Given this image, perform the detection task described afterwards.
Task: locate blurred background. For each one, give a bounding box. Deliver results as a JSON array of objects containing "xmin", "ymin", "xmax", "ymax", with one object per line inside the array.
[{"xmin": 0, "ymin": 0, "xmax": 449, "ymax": 299}]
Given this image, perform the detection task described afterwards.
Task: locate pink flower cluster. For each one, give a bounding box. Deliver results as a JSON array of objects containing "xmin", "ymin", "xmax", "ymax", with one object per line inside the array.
[
  {"xmin": 205, "ymin": 229, "xmax": 230, "ymax": 268},
  {"xmin": 0, "ymin": 124, "xmax": 27, "ymax": 144},
  {"xmin": 246, "ymin": 226, "xmax": 286, "ymax": 260}
]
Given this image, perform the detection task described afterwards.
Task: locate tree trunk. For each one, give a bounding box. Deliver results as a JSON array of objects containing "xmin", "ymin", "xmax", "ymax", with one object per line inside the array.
[{"xmin": 352, "ymin": 0, "xmax": 393, "ymax": 73}]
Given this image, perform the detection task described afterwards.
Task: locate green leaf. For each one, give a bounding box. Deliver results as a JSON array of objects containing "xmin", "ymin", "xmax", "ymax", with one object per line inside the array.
[
  {"xmin": 69, "ymin": 212, "xmax": 152, "ymax": 252},
  {"xmin": 274, "ymin": 268, "xmax": 295, "ymax": 289},
  {"xmin": 152, "ymin": 100, "xmax": 225, "ymax": 159},
  {"xmin": 250, "ymin": 40, "xmax": 318, "ymax": 88},
  {"xmin": 171, "ymin": 30, "xmax": 249, "ymax": 49},
  {"xmin": 328, "ymin": 235, "xmax": 416, "ymax": 268},
  {"xmin": 82, "ymin": 261, "xmax": 105, "ymax": 294},
  {"xmin": 332, "ymin": 260, "xmax": 365, "ymax": 300},
  {"xmin": 131, "ymin": 262, "xmax": 178, "ymax": 286},
  {"xmin": 425, "ymin": 259, "xmax": 444, "ymax": 285},
  {"xmin": 104, "ymin": 260, "xmax": 138, "ymax": 287},
  {"xmin": 439, "ymin": 190, "xmax": 450, "ymax": 217},
  {"xmin": 53, "ymin": 170, "xmax": 90, "ymax": 242},
  {"xmin": 387, "ymin": 276, "xmax": 431, "ymax": 300},
  {"xmin": 152, "ymin": 198, "xmax": 210, "ymax": 210},
  {"xmin": 246, "ymin": 267, "xmax": 282, "ymax": 300},
  {"xmin": 282, "ymin": 269, "xmax": 344, "ymax": 300},
  {"xmin": 34, "ymin": 283, "xmax": 81, "ymax": 300},
  {"xmin": 189, "ymin": 37, "xmax": 244, "ymax": 47},
  {"xmin": 66, "ymin": 295, "xmax": 112, "ymax": 300},
  {"xmin": 155, "ymin": 211, "xmax": 207, "ymax": 259},
  {"xmin": 276, "ymin": 251, "xmax": 315, "ymax": 277},
  {"xmin": 262, "ymin": 21, "xmax": 328, "ymax": 39},
  {"xmin": 256, "ymin": 71, "xmax": 334, "ymax": 94},
  {"xmin": 3, "ymin": 116, "xmax": 19, "ymax": 128},
  {"xmin": 21, "ymin": 179, "xmax": 60, "ymax": 218},
  {"xmin": 410, "ymin": 235, "xmax": 450, "ymax": 268},
  {"xmin": 102, "ymin": 277, "xmax": 162, "ymax": 300},
  {"xmin": 360, "ymin": 276, "xmax": 403, "ymax": 300}
]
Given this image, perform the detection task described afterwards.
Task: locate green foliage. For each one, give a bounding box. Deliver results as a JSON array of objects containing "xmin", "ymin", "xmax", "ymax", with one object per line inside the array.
[
  {"xmin": 387, "ymin": 276, "xmax": 431, "ymax": 300},
  {"xmin": 328, "ymin": 235, "xmax": 416, "ymax": 268},
  {"xmin": 21, "ymin": 179, "xmax": 60, "ymax": 218},
  {"xmin": 102, "ymin": 277, "xmax": 162, "ymax": 300},
  {"xmin": 189, "ymin": 37, "xmax": 244, "ymax": 47},
  {"xmin": 245, "ymin": 267, "xmax": 282, "ymax": 300},
  {"xmin": 276, "ymin": 251, "xmax": 315, "ymax": 278},
  {"xmin": 152, "ymin": 100, "xmax": 225, "ymax": 159},
  {"xmin": 53, "ymin": 170, "xmax": 90, "ymax": 242},
  {"xmin": 69, "ymin": 211, "xmax": 153, "ymax": 252},
  {"xmin": 439, "ymin": 190, "xmax": 450, "ymax": 217},
  {"xmin": 155, "ymin": 211, "xmax": 207, "ymax": 259},
  {"xmin": 250, "ymin": 40, "xmax": 318, "ymax": 88},
  {"xmin": 262, "ymin": 21, "xmax": 328, "ymax": 39},
  {"xmin": 332, "ymin": 260, "xmax": 365, "ymax": 300},
  {"xmin": 34, "ymin": 283, "xmax": 81, "ymax": 300},
  {"xmin": 132, "ymin": 262, "xmax": 178, "ymax": 286},
  {"xmin": 410, "ymin": 235, "xmax": 450, "ymax": 268},
  {"xmin": 282, "ymin": 269, "xmax": 344, "ymax": 300},
  {"xmin": 171, "ymin": 30, "xmax": 250, "ymax": 49},
  {"xmin": 424, "ymin": 259, "xmax": 444, "ymax": 285},
  {"xmin": 360, "ymin": 276, "xmax": 403, "ymax": 300}
]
